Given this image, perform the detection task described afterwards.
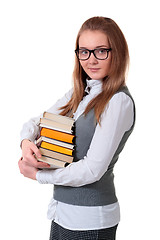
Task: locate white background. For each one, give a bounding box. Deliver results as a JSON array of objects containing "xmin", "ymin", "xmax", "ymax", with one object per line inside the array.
[{"xmin": 0, "ymin": 0, "xmax": 160, "ymax": 239}]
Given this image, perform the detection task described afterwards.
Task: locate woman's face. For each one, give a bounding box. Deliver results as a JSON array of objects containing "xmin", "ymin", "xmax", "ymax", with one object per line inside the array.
[{"xmin": 78, "ymin": 30, "xmax": 112, "ymax": 80}]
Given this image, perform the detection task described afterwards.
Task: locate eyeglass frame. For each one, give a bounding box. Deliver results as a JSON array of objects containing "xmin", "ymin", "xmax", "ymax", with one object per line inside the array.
[{"xmin": 75, "ymin": 47, "xmax": 112, "ymax": 61}]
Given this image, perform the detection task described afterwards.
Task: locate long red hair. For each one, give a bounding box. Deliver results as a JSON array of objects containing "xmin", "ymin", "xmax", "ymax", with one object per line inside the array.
[{"xmin": 59, "ymin": 17, "xmax": 129, "ymax": 123}]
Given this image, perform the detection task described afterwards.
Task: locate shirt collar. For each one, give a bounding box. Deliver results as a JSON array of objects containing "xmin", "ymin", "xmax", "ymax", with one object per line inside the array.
[{"xmin": 85, "ymin": 79, "xmax": 102, "ymax": 94}]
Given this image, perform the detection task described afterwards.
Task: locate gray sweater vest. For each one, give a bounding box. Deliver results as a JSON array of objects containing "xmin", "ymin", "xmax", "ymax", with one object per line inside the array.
[{"xmin": 54, "ymin": 86, "xmax": 136, "ymax": 206}]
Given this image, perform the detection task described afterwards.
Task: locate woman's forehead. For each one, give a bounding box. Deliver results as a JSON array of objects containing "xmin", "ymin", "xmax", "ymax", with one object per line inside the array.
[{"xmin": 79, "ymin": 30, "xmax": 109, "ymax": 48}]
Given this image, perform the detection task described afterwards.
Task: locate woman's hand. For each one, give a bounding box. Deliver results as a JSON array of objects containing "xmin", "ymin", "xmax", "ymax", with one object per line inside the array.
[
  {"xmin": 18, "ymin": 139, "xmax": 50, "ymax": 180},
  {"xmin": 18, "ymin": 157, "xmax": 39, "ymax": 180}
]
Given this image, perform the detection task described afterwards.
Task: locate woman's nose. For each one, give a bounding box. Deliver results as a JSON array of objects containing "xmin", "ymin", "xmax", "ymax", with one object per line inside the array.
[{"xmin": 88, "ymin": 53, "xmax": 98, "ymax": 64}]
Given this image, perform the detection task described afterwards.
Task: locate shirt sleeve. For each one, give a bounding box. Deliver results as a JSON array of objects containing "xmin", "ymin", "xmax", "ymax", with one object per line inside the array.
[
  {"xmin": 20, "ymin": 89, "xmax": 73, "ymax": 143},
  {"xmin": 36, "ymin": 92, "xmax": 134, "ymax": 186}
]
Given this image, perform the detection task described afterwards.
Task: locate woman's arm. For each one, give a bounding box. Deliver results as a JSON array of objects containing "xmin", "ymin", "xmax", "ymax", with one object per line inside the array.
[
  {"xmin": 19, "ymin": 89, "xmax": 73, "ymax": 177},
  {"xmin": 36, "ymin": 92, "xmax": 134, "ymax": 186},
  {"xmin": 20, "ymin": 89, "xmax": 73, "ymax": 144}
]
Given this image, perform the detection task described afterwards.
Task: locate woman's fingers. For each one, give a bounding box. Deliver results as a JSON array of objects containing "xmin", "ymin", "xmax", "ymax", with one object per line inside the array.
[
  {"xmin": 18, "ymin": 157, "xmax": 38, "ymax": 180},
  {"xmin": 21, "ymin": 139, "xmax": 50, "ymax": 168},
  {"xmin": 30, "ymin": 142, "xmax": 41, "ymax": 158},
  {"xmin": 23, "ymin": 154, "xmax": 50, "ymax": 168}
]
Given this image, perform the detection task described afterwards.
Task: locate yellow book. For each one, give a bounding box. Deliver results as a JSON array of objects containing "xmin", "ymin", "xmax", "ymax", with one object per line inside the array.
[
  {"xmin": 41, "ymin": 141, "xmax": 73, "ymax": 156},
  {"xmin": 39, "ymin": 147, "xmax": 73, "ymax": 163}
]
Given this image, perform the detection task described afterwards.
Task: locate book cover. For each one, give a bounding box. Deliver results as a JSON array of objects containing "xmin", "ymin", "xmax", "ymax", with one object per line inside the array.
[
  {"xmin": 39, "ymin": 118, "xmax": 74, "ymax": 134},
  {"xmin": 40, "ymin": 128, "xmax": 75, "ymax": 144},
  {"xmin": 39, "ymin": 147, "xmax": 73, "ymax": 163},
  {"xmin": 43, "ymin": 111, "xmax": 74, "ymax": 126},
  {"xmin": 40, "ymin": 141, "xmax": 73, "ymax": 156},
  {"xmin": 36, "ymin": 136, "xmax": 74, "ymax": 150},
  {"xmin": 36, "ymin": 155, "xmax": 68, "ymax": 169}
]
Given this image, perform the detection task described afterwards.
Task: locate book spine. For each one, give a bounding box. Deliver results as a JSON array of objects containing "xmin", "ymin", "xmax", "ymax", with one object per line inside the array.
[
  {"xmin": 43, "ymin": 112, "xmax": 74, "ymax": 126},
  {"xmin": 40, "ymin": 118, "xmax": 72, "ymax": 133},
  {"xmin": 40, "ymin": 128, "xmax": 74, "ymax": 144},
  {"xmin": 37, "ymin": 155, "xmax": 66, "ymax": 168},
  {"xmin": 39, "ymin": 123, "xmax": 72, "ymax": 134},
  {"xmin": 39, "ymin": 147, "xmax": 73, "ymax": 163},
  {"xmin": 36, "ymin": 136, "xmax": 74, "ymax": 149},
  {"xmin": 40, "ymin": 141, "xmax": 73, "ymax": 156}
]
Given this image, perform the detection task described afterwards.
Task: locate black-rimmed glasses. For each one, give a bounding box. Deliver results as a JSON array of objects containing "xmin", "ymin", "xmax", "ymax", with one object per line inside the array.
[{"xmin": 75, "ymin": 48, "xmax": 112, "ymax": 61}]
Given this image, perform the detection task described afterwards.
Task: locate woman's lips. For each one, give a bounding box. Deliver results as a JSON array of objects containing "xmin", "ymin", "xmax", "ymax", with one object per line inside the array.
[{"xmin": 89, "ymin": 68, "xmax": 100, "ymax": 72}]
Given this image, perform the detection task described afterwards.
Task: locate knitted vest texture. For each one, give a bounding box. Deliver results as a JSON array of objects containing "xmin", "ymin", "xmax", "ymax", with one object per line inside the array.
[{"xmin": 54, "ymin": 86, "xmax": 136, "ymax": 206}]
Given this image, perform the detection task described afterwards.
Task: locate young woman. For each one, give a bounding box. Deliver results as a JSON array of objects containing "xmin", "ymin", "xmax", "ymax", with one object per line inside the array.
[{"xmin": 19, "ymin": 17, "xmax": 135, "ymax": 240}]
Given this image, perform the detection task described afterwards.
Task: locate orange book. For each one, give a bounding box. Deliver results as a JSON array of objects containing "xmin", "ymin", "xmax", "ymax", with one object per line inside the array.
[
  {"xmin": 40, "ymin": 128, "xmax": 74, "ymax": 144},
  {"xmin": 41, "ymin": 141, "xmax": 73, "ymax": 156}
]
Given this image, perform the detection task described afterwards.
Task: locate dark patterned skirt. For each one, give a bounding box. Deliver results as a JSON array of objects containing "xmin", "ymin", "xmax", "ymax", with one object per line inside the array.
[{"xmin": 49, "ymin": 221, "xmax": 118, "ymax": 240}]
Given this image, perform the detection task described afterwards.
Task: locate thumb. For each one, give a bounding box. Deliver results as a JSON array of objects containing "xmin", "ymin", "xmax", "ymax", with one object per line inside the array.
[{"xmin": 30, "ymin": 143, "xmax": 41, "ymax": 158}]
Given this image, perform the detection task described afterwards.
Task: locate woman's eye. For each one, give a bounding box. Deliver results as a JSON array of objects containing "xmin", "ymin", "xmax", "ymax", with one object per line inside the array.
[
  {"xmin": 98, "ymin": 49, "xmax": 107, "ymax": 54},
  {"xmin": 80, "ymin": 50, "xmax": 88, "ymax": 55}
]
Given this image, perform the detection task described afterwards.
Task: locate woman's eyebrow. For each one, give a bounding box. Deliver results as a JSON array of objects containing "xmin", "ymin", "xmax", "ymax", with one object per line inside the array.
[{"xmin": 95, "ymin": 45, "xmax": 108, "ymax": 48}]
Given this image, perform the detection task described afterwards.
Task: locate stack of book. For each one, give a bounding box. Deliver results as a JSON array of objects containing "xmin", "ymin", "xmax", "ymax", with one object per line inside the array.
[{"xmin": 36, "ymin": 111, "xmax": 75, "ymax": 169}]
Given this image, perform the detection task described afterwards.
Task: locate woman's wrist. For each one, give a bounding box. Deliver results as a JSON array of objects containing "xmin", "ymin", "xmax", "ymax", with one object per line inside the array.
[{"xmin": 20, "ymin": 139, "xmax": 31, "ymax": 149}]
